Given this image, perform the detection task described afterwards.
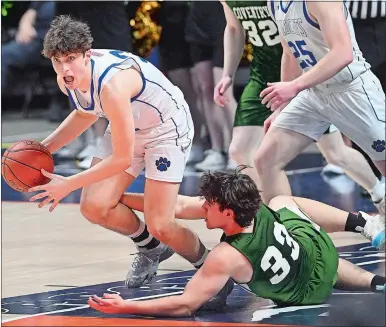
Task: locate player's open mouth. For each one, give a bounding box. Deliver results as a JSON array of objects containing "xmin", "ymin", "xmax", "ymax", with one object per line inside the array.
[{"xmin": 63, "ymin": 76, "xmax": 74, "ymax": 84}]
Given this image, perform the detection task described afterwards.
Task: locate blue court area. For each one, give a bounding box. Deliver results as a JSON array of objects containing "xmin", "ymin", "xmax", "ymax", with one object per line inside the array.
[{"xmin": 1, "ymin": 242, "xmax": 384, "ymax": 326}]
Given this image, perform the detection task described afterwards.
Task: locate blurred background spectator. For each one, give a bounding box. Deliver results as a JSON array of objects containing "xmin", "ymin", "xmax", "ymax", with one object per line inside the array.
[
  {"xmin": 155, "ymin": 1, "xmax": 207, "ymax": 166},
  {"xmin": 2, "ymin": 2, "xmax": 54, "ymax": 92},
  {"xmin": 185, "ymin": 1, "xmax": 237, "ymax": 171}
]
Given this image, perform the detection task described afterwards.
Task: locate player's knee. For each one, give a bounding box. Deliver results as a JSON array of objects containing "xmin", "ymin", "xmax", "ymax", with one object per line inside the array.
[
  {"xmin": 323, "ymin": 150, "xmax": 346, "ymax": 168},
  {"xmin": 147, "ymin": 221, "xmax": 173, "ymax": 244},
  {"xmin": 228, "ymin": 142, "xmax": 247, "ymax": 163},
  {"xmin": 197, "ymin": 82, "xmax": 213, "ymax": 101},
  {"xmin": 254, "ymin": 149, "xmax": 273, "ymax": 174},
  {"xmin": 80, "ymin": 196, "xmax": 112, "ymax": 224},
  {"xmin": 268, "ymin": 195, "xmax": 293, "ymax": 210}
]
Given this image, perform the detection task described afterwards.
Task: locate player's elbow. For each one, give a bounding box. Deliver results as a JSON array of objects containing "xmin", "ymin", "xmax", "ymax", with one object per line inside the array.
[
  {"xmin": 113, "ymin": 155, "xmax": 132, "ymax": 171},
  {"xmin": 334, "ymin": 46, "xmax": 353, "ymax": 67},
  {"xmin": 341, "ymin": 51, "xmax": 353, "ymax": 66}
]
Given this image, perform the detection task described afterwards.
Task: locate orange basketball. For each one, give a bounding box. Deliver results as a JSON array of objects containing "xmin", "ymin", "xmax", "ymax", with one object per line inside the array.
[{"xmin": 1, "ymin": 140, "xmax": 54, "ymax": 192}]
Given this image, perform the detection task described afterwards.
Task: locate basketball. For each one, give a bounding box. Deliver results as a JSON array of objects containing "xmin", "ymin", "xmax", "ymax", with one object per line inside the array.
[{"xmin": 1, "ymin": 140, "xmax": 54, "ymax": 192}]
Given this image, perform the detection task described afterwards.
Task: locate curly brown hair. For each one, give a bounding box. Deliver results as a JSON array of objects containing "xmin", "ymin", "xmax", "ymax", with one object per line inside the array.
[
  {"xmin": 42, "ymin": 15, "xmax": 93, "ymax": 58},
  {"xmin": 199, "ymin": 165, "xmax": 262, "ymax": 228}
]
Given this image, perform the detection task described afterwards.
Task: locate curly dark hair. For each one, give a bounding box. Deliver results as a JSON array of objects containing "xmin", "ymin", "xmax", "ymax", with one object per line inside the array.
[
  {"xmin": 42, "ymin": 15, "xmax": 93, "ymax": 58},
  {"xmin": 199, "ymin": 165, "xmax": 262, "ymax": 228}
]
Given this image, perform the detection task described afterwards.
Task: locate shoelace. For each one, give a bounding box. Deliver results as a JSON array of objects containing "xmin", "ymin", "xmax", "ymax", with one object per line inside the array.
[{"xmin": 130, "ymin": 252, "xmax": 153, "ymax": 269}]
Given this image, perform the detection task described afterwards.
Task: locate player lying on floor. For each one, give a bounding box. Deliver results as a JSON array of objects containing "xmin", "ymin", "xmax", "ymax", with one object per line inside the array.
[{"xmin": 89, "ymin": 166, "xmax": 385, "ymax": 317}]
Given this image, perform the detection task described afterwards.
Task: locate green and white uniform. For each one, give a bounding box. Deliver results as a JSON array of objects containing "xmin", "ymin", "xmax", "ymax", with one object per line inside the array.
[
  {"xmin": 226, "ymin": 1, "xmax": 282, "ymax": 126},
  {"xmin": 222, "ymin": 204, "xmax": 339, "ymax": 305}
]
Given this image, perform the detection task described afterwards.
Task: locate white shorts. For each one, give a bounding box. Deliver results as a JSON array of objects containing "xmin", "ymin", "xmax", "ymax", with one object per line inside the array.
[
  {"xmin": 94, "ymin": 104, "xmax": 194, "ymax": 182},
  {"xmin": 273, "ymin": 70, "xmax": 385, "ymax": 160}
]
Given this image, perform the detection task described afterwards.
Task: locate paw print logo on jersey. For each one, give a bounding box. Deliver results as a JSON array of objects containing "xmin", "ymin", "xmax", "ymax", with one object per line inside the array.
[
  {"xmin": 372, "ymin": 140, "xmax": 386, "ymax": 153},
  {"xmin": 156, "ymin": 157, "xmax": 171, "ymax": 172}
]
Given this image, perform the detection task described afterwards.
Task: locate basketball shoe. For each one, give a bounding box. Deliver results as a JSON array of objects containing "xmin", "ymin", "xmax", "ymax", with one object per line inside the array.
[
  {"xmin": 360, "ymin": 212, "xmax": 385, "ymax": 251},
  {"xmin": 125, "ymin": 243, "xmax": 174, "ymax": 288}
]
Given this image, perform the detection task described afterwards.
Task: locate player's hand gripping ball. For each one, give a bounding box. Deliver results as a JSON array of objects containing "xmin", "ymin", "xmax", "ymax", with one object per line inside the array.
[{"xmin": 1, "ymin": 140, "xmax": 54, "ymax": 192}]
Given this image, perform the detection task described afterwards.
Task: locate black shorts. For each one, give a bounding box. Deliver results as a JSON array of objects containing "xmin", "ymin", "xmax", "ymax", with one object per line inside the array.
[
  {"xmin": 158, "ymin": 41, "xmax": 191, "ymax": 71},
  {"xmin": 157, "ymin": 2, "xmax": 192, "ymax": 71},
  {"xmin": 189, "ymin": 37, "xmax": 224, "ymax": 67}
]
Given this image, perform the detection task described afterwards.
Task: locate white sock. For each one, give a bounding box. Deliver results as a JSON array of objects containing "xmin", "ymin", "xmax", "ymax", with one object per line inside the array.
[{"xmin": 368, "ymin": 180, "xmax": 385, "ymax": 203}]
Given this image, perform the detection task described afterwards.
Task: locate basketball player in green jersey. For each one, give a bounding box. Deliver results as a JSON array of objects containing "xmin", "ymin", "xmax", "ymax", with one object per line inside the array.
[
  {"xmin": 89, "ymin": 166, "xmax": 385, "ymax": 317},
  {"xmin": 214, "ymin": 1, "xmax": 385, "ymax": 214}
]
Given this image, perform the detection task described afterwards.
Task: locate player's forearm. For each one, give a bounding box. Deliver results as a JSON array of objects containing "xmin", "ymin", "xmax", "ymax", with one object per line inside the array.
[
  {"xmin": 293, "ymin": 49, "xmax": 353, "ymax": 91},
  {"xmin": 19, "ymin": 9, "xmax": 37, "ymax": 29},
  {"xmin": 67, "ymin": 154, "xmax": 132, "ymax": 191},
  {"xmin": 41, "ymin": 111, "xmax": 98, "ymax": 153},
  {"xmin": 120, "ymin": 193, "xmax": 204, "ymax": 220},
  {"xmin": 120, "ymin": 193, "xmax": 145, "ymax": 212},
  {"xmin": 122, "ymin": 296, "xmax": 194, "ymax": 317},
  {"xmin": 281, "ymin": 52, "xmax": 302, "ymax": 82},
  {"xmin": 222, "ymin": 25, "xmax": 246, "ymax": 79}
]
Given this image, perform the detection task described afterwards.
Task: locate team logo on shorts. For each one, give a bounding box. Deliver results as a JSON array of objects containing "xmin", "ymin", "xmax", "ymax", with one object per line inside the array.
[
  {"xmin": 156, "ymin": 157, "xmax": 171, "ymax": 172},
  {"xmin": 371, "ymin": 140, "xmax": 386, "ymax": 153}
]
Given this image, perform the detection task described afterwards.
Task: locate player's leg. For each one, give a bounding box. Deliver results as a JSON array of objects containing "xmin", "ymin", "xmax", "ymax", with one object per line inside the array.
[
  {"xmin": 335, "ymin": 258, "xmax": 385, "ymax": 292},
  {"xmin": 81, "ymin": 132, "xmax": 171, "ymax": 287},
  {"xmin": 212, "ymin": 36, "xmax": 237, "ymax": 154},
  {"xmin": 317, "ymin": 128, "xmax": 385, "ymax": 214},
  {"xmin": 229, "ymin": 126, "xmax": 264, "ymax": 186},
  {"xmin": 269, "ymin": 195, "xmax": 385, "ymax": 249},
  {"xmin": 190, "ymin": 44, "xmax": 226, "ymax": 171},
  {"xmin": 329, "ymin": 71, "xmax": 385, "ymax": 177},
  {"xmin": 254, "ymin": 126, "xmax": 310, "ymax": 204},
  {"xmin": 144, "ymin": 178, "xmax": 207, "ymax": 263},
  {"xmin": 254, "ymin": 90, "xmax": 329, "ymax": 204},
  {"xmin": 228, "ymin": 81, "xmax": 272, "ymax": 186}
]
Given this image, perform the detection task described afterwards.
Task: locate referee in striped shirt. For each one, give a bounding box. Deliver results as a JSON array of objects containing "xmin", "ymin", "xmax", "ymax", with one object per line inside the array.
[{"xmin": 347, "ymin": 0, "xmax": 385, "ymax": 183}]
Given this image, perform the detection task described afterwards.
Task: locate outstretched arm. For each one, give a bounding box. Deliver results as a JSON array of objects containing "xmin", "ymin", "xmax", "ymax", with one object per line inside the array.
[
  {"xmin": 88, "ymin": 243, "xmax": 235, "ymax": 317},
  {"xmin": 120, "ymin": 193, "xmax": 205, "ymax": 220}
]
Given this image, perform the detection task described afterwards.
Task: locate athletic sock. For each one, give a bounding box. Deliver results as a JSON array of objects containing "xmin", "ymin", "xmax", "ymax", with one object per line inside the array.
[
  {"xmin": 192, "ymin": 247, "xmax": 209, "ymax": 269},
  {"xmin": 368, "ymin": 180, "xmax": 385, "ymax": 203},
  {"xmin": 370, "ymin": 275, "xmax": 386, "ymax": 292},
  {"xmin": 128, "ymin": 219, "xmax": 160, "ymax": 250},
  {"xmin": 345, "ymin": 212, "xmax": 367, "ymax": 233}
]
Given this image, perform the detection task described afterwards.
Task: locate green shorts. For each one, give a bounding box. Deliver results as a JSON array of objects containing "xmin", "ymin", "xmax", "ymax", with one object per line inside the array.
[
  {"xmin": 234, "ymin": 79, "xmax": 271, "ymax": 127},
  {"xmin": 277, "ymin": 207, "xmax": 339, "ymax": 305}
]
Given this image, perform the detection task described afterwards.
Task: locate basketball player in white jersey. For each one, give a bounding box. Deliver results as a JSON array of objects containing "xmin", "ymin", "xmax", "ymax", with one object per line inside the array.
[
  {"xmin": 255, "ymin": 0, "xmax": 385, "ymax": 209},
  {"xmin": 28, "ymin": 16, "xmax": 211, "ymax": 289}
]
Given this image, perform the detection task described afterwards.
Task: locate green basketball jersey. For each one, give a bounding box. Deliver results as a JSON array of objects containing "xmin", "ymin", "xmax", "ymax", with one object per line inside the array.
[
  {"xmin": 226, "ymin": 1, "xmax": 282, "ymax": 87},
  {"xmin": 222, "ymin": 204, "xmax": 332, "ymax": 305}
]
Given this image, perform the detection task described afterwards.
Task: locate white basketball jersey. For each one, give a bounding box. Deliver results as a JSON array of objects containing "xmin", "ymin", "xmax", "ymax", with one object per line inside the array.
[
  {"xmin": 66, "ymin": 49, "xmax": 187, "ymax": 131},
  {"xmin": 269, "ymin": 0, "xmax": 371, "ymax": 84}
]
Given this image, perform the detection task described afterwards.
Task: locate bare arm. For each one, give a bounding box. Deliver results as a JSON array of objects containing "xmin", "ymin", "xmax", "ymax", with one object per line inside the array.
[
  {"xmin": 280, "ymin": 36, "xmax": 302, "ymax": 82},
  {"xmin": 41, "ymin": 78, "xmax": 99, "ymax": 153},
  {"xmin": 120, "ymin": 193, "xmax": 205, "ymax": 220},
  {"xmin": 65, "ymin": 69, "xmax": 140, "ymax": 190},
  {"xmin": 221, "ymin": 1, "xmax": 246, "ymax": 80},
  {"xmin": 89, "ymin": 243, "xmax": 237, "ymax": 317},
  {"xmin": 293, "ymin": 0, "xmax": 353, "ymax": 91}
]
